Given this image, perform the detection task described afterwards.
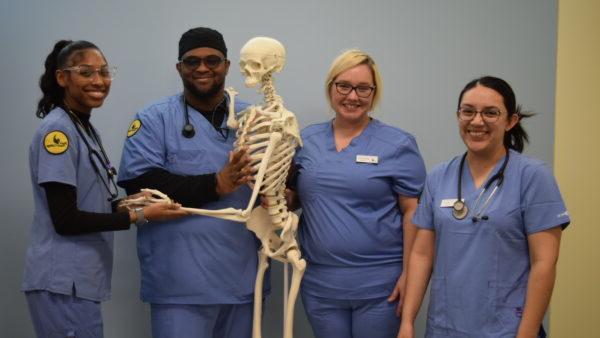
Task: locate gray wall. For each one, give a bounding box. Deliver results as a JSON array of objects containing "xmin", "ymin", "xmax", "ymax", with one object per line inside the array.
[{"xmin": 0, "ymin": 0, "xmax": 557, "ymax": 337}]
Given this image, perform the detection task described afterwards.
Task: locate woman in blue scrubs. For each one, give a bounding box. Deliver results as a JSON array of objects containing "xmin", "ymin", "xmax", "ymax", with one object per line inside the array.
[
  {"xmin": 22, "ymin": 40, "xmax": 186, "ymax": 338},
  {"xmin": 398, "ymin": 76, "xmax": 569, "ymax": 338},
  {"xmin": 290, "ymin": 49, "xmax": 426, "ymax": 338}
]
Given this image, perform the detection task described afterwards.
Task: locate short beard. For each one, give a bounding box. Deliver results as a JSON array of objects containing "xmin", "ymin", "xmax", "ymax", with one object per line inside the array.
[{"xmin": 182, "ymin": 78, "xmax": 223, "ymax": 101}]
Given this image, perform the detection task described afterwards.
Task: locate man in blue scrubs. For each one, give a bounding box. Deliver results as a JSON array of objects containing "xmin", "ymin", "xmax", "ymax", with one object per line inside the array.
[{"xmin": 117, "ymin": 27, "xmax": 260, "ymax": 338}]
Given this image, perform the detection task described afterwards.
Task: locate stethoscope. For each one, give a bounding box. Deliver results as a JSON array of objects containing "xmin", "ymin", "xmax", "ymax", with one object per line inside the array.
[
  {"xmin": 181, "ymin": 94, "xmax": 229, "ymax": 139},
  {"xmin": 65, "ymin": 107, "xmax": 118, "ymax": 201},
  {"xmin": 452, "ymin": 149, "xmax": 510, "ymax": 222}
]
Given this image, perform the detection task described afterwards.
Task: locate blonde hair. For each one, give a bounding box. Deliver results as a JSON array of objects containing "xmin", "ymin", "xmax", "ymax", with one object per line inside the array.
[{"xmin": 324, "ymin": 49, "xmax": 382, "ymax": 111}]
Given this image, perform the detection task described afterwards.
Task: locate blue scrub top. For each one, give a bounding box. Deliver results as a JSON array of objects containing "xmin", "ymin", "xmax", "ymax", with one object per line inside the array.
[
  {"xmin": 413, "ymin": 149, "xmax": 570, "ymax": 337},
  {"xmin": 295, "ymin": 119, "xmax": 426, "ymax": 299},
  {"xmin": 22, "ymin": 108, "xmax": 114, "ymax": 302},
  {"xmin": 118, "ymin": 93, "xmax": 264, "ymax": 304}
]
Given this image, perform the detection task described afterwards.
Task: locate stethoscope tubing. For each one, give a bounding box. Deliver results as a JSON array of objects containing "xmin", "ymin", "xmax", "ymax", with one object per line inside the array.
[
  {"xmin": 453, "ymin": 149, "xmax": 510, "ymax": 221},
  {"xmin": 65, "ymin": 108, "xmax": 118, "ymax": 201}
]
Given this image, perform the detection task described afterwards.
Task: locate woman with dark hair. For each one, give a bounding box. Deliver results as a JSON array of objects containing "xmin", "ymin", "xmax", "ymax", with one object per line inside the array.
[
  {"xmin": 21, "ymin": 40, "xmax": 187, "ymax": 338},
  {"xmin": 398, "ymin": 76, "xmax": 569, "ymax": 338}
]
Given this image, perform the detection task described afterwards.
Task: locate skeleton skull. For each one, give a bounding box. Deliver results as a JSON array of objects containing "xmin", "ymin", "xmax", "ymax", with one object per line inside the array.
[{"xmin": 239, "ymin": 37, "xmax": 286, "ymax": 88}]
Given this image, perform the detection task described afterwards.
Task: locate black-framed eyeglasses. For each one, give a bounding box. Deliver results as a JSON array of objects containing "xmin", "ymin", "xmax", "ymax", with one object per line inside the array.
[
  {"xmin": 179, "ymin": 56, "xmax": 226, "ymax": 70},
  {"xmin": 333, "ymin": 82, "xmax": 375, "ymax": 98},
  {"xmin": 457, "ymin": 107, "xmax": 503, "ymax": 123},
  {"xmin": 62, "ymin": 65, "xmax": 117, "ymax": 80}
]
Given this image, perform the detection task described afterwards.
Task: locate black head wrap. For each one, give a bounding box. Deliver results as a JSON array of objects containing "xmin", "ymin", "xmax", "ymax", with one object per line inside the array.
[{"xmin": 178, "ymin": 27, "xmax": 227, "ymax": 60}]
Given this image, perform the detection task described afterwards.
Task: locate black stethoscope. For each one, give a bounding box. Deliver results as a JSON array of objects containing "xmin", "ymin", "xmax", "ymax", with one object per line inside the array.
[
  {"xmin": 181, "ymin": 94, "xmax": 229, "ymax": 139},
  {"xmin": 65, "ymin": 107, "xmax": 118, "ymax": 201},
  {"xmin": 452, "ymin": 149, "xmax": 510, "ymax": 222}
]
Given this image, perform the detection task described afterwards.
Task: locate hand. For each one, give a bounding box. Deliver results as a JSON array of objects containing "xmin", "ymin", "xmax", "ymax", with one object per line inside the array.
[
  {"xmin": 387, "ymin": 272, "xmax": 406, "ymax": 317},
  {"xmin": 216, "ymin": 147, "xmax": 253, "ymax": 196},
  {"xmin": 260, "ymin": 195, "xmax": 269, "ymax": 209},
  {"xmin": 116, "ymin": 190, "xmax": 153, "ymax": 212},
  {"xmin": 143, "ymin": 202, "xmax": 188, "ymax": 222},
  {"xmin": 397, "ymin": 321, "xmax": 414, "ymax": 338},
  {"xmin": 285, "ymin": 188, "xmax": 298, "ymax": 210}
]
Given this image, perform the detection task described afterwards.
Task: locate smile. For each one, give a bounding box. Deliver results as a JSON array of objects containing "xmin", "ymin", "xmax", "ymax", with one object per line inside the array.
[
  {"xmin": 86, "ymin": 90, "xmax": 106, "ymax": 99},
  {"xmin": 467, "ymin": 129, "xmax": 488, "ymax": 137},
  {"xmin": 342, "ymin": 102, "xmax": 361, "ymax": 109}
]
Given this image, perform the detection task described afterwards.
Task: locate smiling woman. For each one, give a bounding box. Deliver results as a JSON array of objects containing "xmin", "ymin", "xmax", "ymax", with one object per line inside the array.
[
  {"xmin": 21, "ymin": 40, "xmax": 187, "ymax": 338},
  {"xmin": 289, "ymin": 49, "xmax": 426, "ymax": 338},
  {"xmin": 399, "ymin": 76, "xmax": 570, "ymax": 338}
]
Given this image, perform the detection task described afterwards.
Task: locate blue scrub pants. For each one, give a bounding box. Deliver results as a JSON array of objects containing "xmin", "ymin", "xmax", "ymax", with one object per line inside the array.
[
  {"xmin": 25, "ymin": 290, "xmax": 103, "ymax": 338},
  {"xmin": 150, "ymin": 302, "xmax": 253, "ymax": 338},
  {"xmin": 302, "ymin": 292, "xmax": 399, "ymax": 338}
]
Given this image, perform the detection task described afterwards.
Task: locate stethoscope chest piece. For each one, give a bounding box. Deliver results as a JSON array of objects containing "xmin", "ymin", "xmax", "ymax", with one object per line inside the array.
[{"xmin": 452, "ymin": 200, "xmax": 468, "ymax": 220}]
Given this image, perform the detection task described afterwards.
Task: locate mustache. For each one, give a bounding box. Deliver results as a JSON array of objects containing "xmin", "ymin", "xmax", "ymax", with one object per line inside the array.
[{"xmin": 182, "ymin": 77, "xmax": 223, "ymax": 100}]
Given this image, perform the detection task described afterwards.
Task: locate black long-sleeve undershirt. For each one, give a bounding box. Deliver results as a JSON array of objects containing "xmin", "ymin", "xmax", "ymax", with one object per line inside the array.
[
  {"xmin": 118, "ymin": 168, "xmax": 219, "ymax": 208},
  {"xmin": 43, "ymin": 182, "xmax": 130, "ymax": 236},
  {"xmin": 118, "ymin": 100, "xmax": 228, "ymax": 207}
]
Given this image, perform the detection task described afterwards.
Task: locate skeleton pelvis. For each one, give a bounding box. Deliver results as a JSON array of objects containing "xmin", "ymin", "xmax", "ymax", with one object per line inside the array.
[{"xmin": 247, "ymin": 206, "xmax": 283, "ymax": 250}]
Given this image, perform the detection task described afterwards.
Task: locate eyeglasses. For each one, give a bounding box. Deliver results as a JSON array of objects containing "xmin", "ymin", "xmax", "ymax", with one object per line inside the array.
[
  {"xmin": 62, "ymin": 65, "xmax": 117, "ymax": 80},
  {"xmin": 457, "ymin": 107, "xmax": 503, "ymax": 122},
  {"xmin": 180, "ymin": 56, "xmax": 226, "ymax": 70},
  {"xmin": 333, "ymin": 82, "xmax": 375, "ymax": 98}
]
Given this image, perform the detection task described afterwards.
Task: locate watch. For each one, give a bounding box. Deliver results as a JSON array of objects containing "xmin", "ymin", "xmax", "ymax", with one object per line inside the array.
[{"xmin": 134, "ymin": 207, "xmax": 148, "ymax": 227}]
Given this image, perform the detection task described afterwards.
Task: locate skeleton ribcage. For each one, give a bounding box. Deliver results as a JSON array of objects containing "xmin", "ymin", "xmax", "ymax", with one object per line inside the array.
[{"xmin": 235, "ymin": 107, "xmax": 298, "ymax": 227}]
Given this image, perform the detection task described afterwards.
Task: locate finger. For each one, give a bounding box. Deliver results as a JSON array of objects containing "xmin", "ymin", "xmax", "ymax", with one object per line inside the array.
[
  {"xmin": 166, "ymin": 203, "xmax": 181, "ymax": 209},
  {"xmin": 237, "ymin": 175, "xmax": 253, "ymax": 185},
  {"xmin": 395, "ymin": 300, "xmax": 403, "ymax": 317},
  {"xmin": 387, "ymin": 287, "xmax": 399, "ymax": 302},
  {"xmin": 233, "ymin": 155, "xmax": 252, "ymax": 172},
  {"xmin": 239, "ymin": 166, "xmax": 254, "ymax": 177},
  {"xmin": 230, "ymin": 147, "xmax": 247, "ymax": 163}
]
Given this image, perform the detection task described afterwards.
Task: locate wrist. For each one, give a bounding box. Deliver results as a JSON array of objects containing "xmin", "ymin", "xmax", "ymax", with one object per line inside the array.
[
  {"xmin": 128, "ymin": 210, "xmax": 136, "ymax": 223},
  {"xmin": 215, "ymin": 172, "xmax": 226, "ymax": 196},
  {"xmin": 134, "ymin": 207, "xmax": 148, "ymax": 227}
]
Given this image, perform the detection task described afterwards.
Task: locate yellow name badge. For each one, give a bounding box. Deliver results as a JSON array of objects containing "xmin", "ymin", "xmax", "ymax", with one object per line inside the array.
[
  {"xmin": 127, "ymin": 119, "xmax": 141, "ymax": 137},
  {"xmin": 43, "ymin": 131, "xmax": 69, "ymax": 155}
]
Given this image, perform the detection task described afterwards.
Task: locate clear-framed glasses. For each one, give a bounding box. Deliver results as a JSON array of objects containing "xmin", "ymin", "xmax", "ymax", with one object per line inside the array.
[
  {"xmin": 333, "ymin": 82, "xmax": 375, "ymax": 98},
  {"xmin": 179, "ymin": 56, "xmax": 226, "ymax": 70},
  {"xmin": 457, "ymin": 107, "xmax": 503, "ymax": 122},
  {"xmin": 62, "ymin": 65, "xmax": 117, "ymax": 80}
]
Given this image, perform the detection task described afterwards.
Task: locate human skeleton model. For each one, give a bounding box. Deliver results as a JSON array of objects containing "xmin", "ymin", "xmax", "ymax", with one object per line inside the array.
[{"xmin": 121, "ymin": 37, "xmax": 305, "ymax": 338}]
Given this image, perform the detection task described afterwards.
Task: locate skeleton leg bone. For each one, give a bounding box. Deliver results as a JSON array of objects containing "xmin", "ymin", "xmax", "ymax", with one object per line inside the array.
[
  {"xmin": 283, "ymin": 248, "xmax": 306, "ymax": 338},
  {"xmin": 252, "ymin": 250, "xmax": 269, "ymax": 338}
]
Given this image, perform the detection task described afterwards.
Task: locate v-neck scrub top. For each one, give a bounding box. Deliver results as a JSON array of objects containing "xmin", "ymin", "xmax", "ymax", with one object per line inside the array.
[
  {"xmin": 413, "ymin": 150, "xmax": 570, "ymax": 337},
  {"xmin": 22, "ymin": 108, "xmax": 114, "ymax": 302},
  {"xmin": 294, "ymin": 119, "xmax": 426, "ymax": 299},
  {"xmin": 118, "ymin": 93, "xmax": 260, "ymax": 305}
]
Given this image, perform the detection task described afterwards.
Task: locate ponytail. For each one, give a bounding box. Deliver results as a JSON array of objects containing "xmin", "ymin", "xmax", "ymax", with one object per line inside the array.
[
  {"xmin": 504, "ymin": 105, "xmax": 534, "ymax": 153},
  {"xmin": 36, "ymin": 40, "xmax": 72, "ymax": 118}
]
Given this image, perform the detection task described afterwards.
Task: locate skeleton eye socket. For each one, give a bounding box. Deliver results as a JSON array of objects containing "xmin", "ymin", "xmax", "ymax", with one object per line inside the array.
[{"xmin": 245, "ymin": 60, "xmax": 262, "ymax": 70}]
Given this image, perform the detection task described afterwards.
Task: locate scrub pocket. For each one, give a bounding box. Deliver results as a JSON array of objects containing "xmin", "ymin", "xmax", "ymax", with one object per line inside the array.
[
  {"xmin": 492, "ymin": 281, "xmax": 526, "ymax": 332},
  {"xmin": 427, "ymin": 277, "xmax": 448, "ymax": 330}
]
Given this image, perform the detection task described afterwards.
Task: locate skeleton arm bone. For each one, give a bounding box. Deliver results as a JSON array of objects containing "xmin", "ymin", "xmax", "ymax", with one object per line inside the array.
[{"xmin": 175, "ymin": 131, "xmax": 283, "ymax": 223}]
